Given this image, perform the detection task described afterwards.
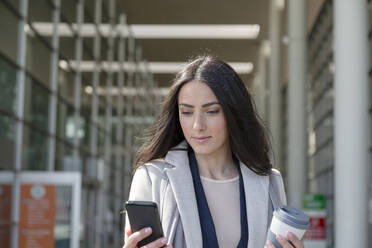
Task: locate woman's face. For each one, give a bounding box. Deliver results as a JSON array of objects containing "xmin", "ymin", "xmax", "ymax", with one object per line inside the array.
[{"xmin": 178, "ymin": 80, "xmax": 230, "ymax": 156}]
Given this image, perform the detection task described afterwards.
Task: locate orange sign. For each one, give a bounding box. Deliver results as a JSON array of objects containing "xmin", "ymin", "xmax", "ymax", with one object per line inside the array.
[
  {"xmin": 19, "ymin": 185, "xmax": 56, "ymax": 248},
  {"xmin": 0, "ymin": 184, "xmax": 11, "ymax": 247}
]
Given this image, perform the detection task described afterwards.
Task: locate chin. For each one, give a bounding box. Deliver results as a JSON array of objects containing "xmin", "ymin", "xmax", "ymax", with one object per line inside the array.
[{"xmin": 189, "ymin": 143, "xmax": 216, "ymax": 155}]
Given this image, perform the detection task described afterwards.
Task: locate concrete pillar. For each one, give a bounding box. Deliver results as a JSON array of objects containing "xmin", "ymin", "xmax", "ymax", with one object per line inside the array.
[
  {"xmin": 334, "ymin": 0, "xmax": 370, "ymax": 247},
  {"xmin": 268, "ymin": 0, "xmax": 283, "ymax": 169},
  {"xmin": 287, "ymin": 0, "xmax": 307, "ymax": 209}
]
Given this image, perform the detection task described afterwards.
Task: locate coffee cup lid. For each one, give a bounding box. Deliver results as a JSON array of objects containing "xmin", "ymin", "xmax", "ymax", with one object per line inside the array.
[{"xmin": 273, "ymin": 205, "xmax": 310, "ymax": 230}]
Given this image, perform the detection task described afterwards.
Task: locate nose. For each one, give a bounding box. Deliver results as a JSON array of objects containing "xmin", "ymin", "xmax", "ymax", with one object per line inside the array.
[{"xmin": 193, "ymin": 113, "xmax": 206, "ymax": 131}]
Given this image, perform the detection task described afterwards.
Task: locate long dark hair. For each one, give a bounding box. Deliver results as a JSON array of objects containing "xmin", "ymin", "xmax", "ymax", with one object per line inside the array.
[{"xmin": 134, "ymin": 55, "xmax": 272, "ymax": 175}]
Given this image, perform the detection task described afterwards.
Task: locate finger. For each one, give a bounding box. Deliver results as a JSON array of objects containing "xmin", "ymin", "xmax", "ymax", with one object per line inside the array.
[
  {"xmin": 287, "ymin": 232, "xmax": 304, "ymax": 248},
  {"xmin": 265, "ymin": 240, "xmax": 275, "ymax": 248},
  {"xmin": 126, "ymin": 227, "xmax": 152, "ymax": 247},
  {"xmin": 142, "ymin": 237, "xmax": 167, "ymax": 248},
  {"xmin": 126, "ymin": 227, "xmax": 133, "ymax": 237},
  {"xmin": 276, "ymin": 234, "xmax": 294, "ymax": 248}
]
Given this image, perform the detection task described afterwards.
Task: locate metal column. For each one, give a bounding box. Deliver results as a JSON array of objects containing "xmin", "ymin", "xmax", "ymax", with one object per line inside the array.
[
  {"xmin": 334, "ymin": 0, "xmax": 370, "ymax": 247},
  {"xmin": 11, "ymin": 0, "xmax": 28, "ymax": 247},
  {"xmin": 90, "ymin": 0, "xmax": 102, "ymax": 161},
  {"xmin": 268, "ymin": 0, "xmax": 283, "ymax": 169},
  {"xmin": 287, "ymin": 0, "xmax": 307, "ymax": 208},
  {"xmin": 90, "ymin": 0, "xmax": 102, "ymax": 247},
  {"xmin": 72, "ymin": 0, "xmax": 84, "ymax": 171},
  {"xmin": 136, "ymin": 48, "xmax": 147, "ymax": 118},
  {"xmin": 134, "ymin": 47, "xmax": 142, "ymax": 121},
  {"xmin": 102, "ymin": 0, "xmax": 115, "ymax": 246},
  {"xmin": 257, "ymin": 40, "xmax": 269, "ymax": 121},
  {"xmin": 47, "ymin": 0, "xmax": 61, "ymax": 171},
  {"xmin": 145, "ymin": 61, "xmax": 155, "ymax": 117},
  {"xmin": 124, "ymin": 35, "xmax": 135, "ymax": 197},
  {"xmin": 115, "ymin": 14, "xmax": 127, "ymax": 248}
]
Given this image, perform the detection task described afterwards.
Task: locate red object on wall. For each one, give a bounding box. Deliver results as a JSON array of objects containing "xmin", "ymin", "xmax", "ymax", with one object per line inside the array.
[
  {"xmin": 303, "ymin": 216, "xmax": 326, "ymax": 240},
  {"xmin": 19, "ymin": 185, "xmax": 56, "ymax": 248},
  {"xmin": 0, "ymin": 185, "xmax": 11, "ymax": 247}
]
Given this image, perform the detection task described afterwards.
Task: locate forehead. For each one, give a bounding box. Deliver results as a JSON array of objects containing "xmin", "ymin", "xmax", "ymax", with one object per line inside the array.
[{"xmin": 178, "ymin": 80, "xmax": 218, "ymax": 104}]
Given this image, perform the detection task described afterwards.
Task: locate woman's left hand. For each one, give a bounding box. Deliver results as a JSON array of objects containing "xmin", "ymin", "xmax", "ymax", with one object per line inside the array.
[{"xmin": 266, "ymin": 232, "xmax": 304, "ymax": 248}]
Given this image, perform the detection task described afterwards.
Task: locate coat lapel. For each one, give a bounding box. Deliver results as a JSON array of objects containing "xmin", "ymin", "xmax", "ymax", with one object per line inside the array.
[
  {"xmin": 164, "ymin": 141, "xmax": 203, "ymax": 248},
  {"xmin": 240, "ymin": 163, "xmax": 270, "ymax": 248}
]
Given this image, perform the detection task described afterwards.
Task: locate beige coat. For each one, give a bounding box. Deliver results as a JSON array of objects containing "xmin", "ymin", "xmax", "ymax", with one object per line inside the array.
[{"xmin": 125, "ymin": 140, "xmax": 287, "ymax": 248}]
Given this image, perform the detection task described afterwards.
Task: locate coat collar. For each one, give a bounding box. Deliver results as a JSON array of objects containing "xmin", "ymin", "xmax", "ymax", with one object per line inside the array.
[
  {"xmin": 164, "ymin": 140, "xmax": 269, "ymax": 248},
  {"xmin": 164, "ymin": 140, "xmax": 203, "ymax": 247}
]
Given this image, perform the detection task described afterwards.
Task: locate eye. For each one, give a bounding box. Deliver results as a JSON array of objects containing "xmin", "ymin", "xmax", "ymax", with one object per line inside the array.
[
  {"xmin": 181, "ymin": 111, "xmax": 193, "ymax": 115},
  {"xmin": 207, "ymin": 110, "xmax": 219, "ymax": 114}
]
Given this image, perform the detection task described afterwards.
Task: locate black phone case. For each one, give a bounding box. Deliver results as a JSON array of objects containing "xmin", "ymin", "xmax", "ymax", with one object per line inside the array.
[{"xmin": 125, "ymin": 201, "xmax": 164, "ymax": 247}]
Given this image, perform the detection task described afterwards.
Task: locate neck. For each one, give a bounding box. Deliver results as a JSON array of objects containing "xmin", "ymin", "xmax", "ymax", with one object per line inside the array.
[{"xmin": 194, "ymin": 148, "xmax": 238, "ymax": 180}]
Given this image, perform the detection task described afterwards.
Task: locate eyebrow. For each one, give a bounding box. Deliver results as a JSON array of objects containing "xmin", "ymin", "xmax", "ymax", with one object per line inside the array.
[{"xmin": 179, "ymin": 101, "xmax": 220, "ymax": 108}]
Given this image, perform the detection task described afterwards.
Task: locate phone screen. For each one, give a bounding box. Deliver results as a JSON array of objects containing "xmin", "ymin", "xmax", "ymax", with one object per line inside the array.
[{"xmin": 125, "ymin": 201, "xmax": 164, "ymax": 247}]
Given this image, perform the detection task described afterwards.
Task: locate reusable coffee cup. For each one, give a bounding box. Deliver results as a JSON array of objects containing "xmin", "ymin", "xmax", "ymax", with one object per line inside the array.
[{"xmin": 266, "ymin": 205, "xmax": 310, "ymax": 248}]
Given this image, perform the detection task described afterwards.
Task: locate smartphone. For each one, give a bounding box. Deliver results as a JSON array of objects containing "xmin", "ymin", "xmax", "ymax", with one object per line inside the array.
[{"xmin": 125, "ymin": 201, "xmax": 164, "ymax": 247}]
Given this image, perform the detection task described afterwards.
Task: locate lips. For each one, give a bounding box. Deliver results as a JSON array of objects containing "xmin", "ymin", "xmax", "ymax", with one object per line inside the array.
[{"xmin": 192, "ymin": 136, "xmax": 211, "ymax": 143}]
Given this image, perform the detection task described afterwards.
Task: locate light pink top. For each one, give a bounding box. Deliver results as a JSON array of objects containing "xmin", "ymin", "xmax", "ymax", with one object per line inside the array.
[{"xmin": 200, "ymin": 175, "xmax": 241, "ymax": 248}]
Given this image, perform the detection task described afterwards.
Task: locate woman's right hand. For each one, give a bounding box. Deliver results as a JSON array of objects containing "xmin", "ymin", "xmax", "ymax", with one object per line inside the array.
[{"xmin": 123, "ymin": 227, "xmax": 173, "ymax": 248}]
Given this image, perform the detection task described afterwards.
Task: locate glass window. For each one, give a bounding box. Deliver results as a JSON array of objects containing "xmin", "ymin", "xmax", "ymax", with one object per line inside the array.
[
  {"xmin": 58, "ymin": 64, "xmax": 75, "ymax": 104},
  {"xmin": 80, "ymin": 150, "xmax": 90, "ymax": 172},
  {"xmin": 84, "ymin": 2, "xmax": 95, "ymax": 23},
  {"xmin": 60, "ymin": 0, "xmax": 77, "ymax": 24},
  {"xmin": 0, "ymin": 56, "xmax": 17, "ymax": 115},
  {"xmin": 81, "ymin": 75, "xmax": 92, "ymax": 116},
  {"xmin": 55, "ymin": 185, "xmax": 72, "ymax": 247},
  {"xmin": 109, "ymin": 167, "xmax": 116, "ymax": 194},
  {"xmin": 82, "ymin": 38, "xmax": 94, "ymax": 61},
  {"xmin": 98, "ymin": 105, "xmax": 107, "ymax": 131},
  {"xmin": 81, "ymin": 116, "xmax": 92, "ymax": 145},
  {"xmin": 24, "ymin": 77, "xmax": 50, "ymax": 131},
  {"xmin": 114, "ymin": 40, "xmax": 121, "ymax": 70},
  {"xmin": 100, "ymin": 37, "xmax": 109, "ymax": 61},
  {"xmin": 0, "ymin": 114, "xmax": 16, "ymax": 170},
  {"xmin": 26, "ymin": 35, "xmax": 52, "ymax": 87},
  {"xmin": 59, "ymin": 37, "xmax": 76, "ymax": 60},
  {"xmin": 22, "ymin": 124, "xmax": 48, "ymax": 170},
  {"xmin": 122, "ymin": 123, "xmax": 127, "ymax": 145},
  {"xmin": 111, "ymin": 122, "xmax": 118, "ymax": 146},
  {"xmin": 56, "ymin": 100, "xmax": 75, "ymax": 142},
  {"xmin": 3, "ymin": 0, "xmax": 19, "ymax": 10},
  {"xmin": 101, "ymin": 2, "xmax": 109, "ymax": 24},
  {"xmin": 55, "ymin": 140, "xmax": 74, "ymax": 171},
  {"xmin": 97, "ymin": 126, "xmax": 105, "ymax": 150},
  {"xmin": 28, "ymin": 0, "xmax": 53, "ymax": 23},
  {"xmin": 81, "ymin": 121, "xmax": 92, "ymax": 150},
  {"xmin": 80, "ymin": 107, "xmax": 91, "ymax": 132},
  {"xmin": 0, "ymin": 2, "xmax": 19, "ymax": 62}
]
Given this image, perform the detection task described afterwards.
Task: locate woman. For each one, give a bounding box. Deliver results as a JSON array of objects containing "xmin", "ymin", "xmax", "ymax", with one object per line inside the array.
[{"xmin": 124, "ymin": 56, "xmax": 304, "ymax": 248}]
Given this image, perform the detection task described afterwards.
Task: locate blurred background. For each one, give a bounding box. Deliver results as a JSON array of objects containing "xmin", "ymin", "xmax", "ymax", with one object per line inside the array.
[{"xmin": 0, "ymin": 0, "xmax": 371, "ymax": 247}]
